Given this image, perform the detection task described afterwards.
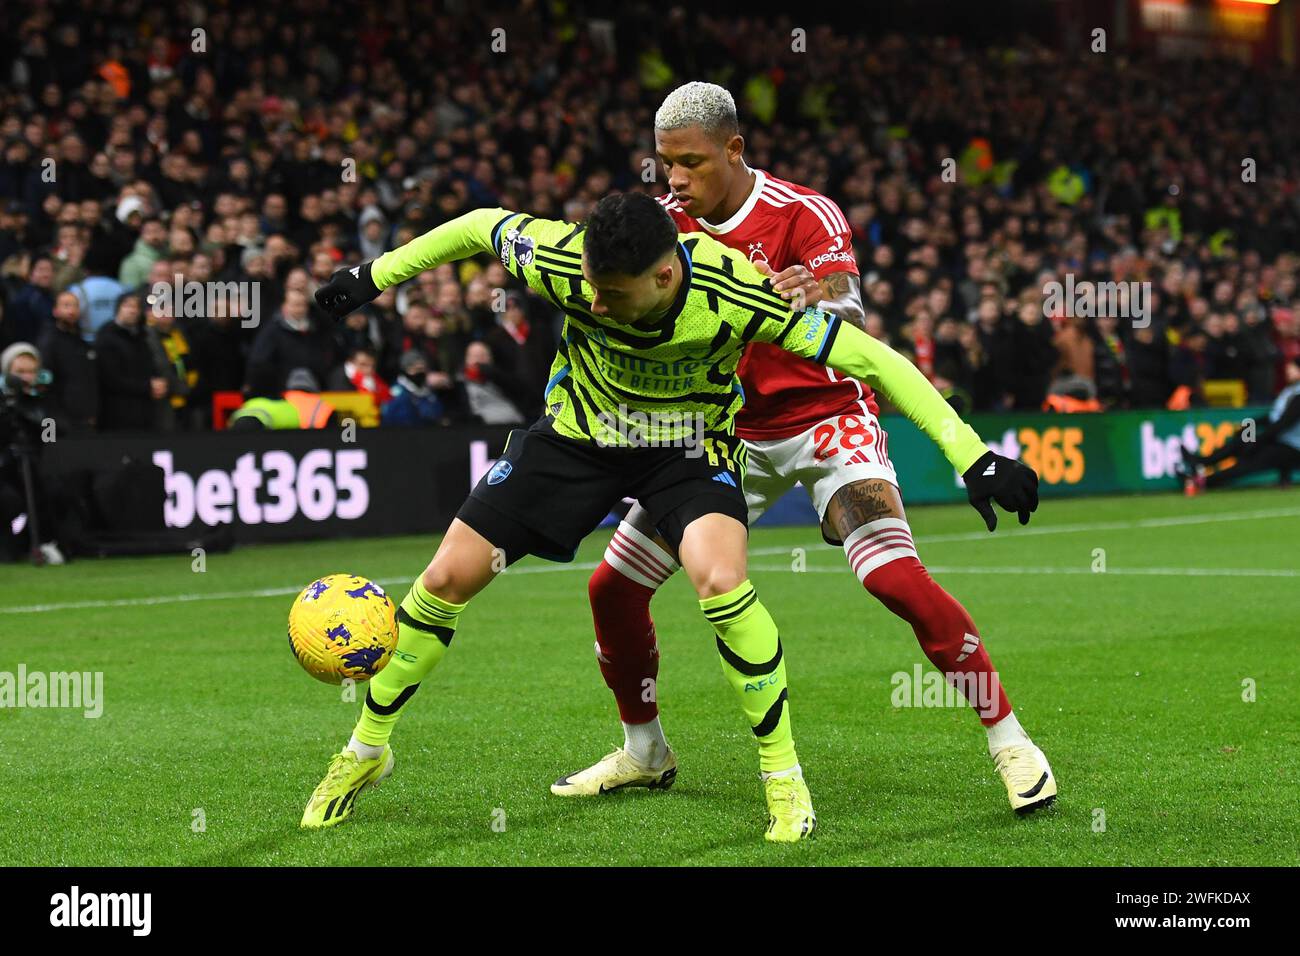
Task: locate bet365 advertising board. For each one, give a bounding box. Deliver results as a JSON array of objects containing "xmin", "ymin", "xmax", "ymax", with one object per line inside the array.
[
  {"xmin": 43, "ymin": 408, "xmax": 1272, "ymax": 543},
  {"xmin": 878, "ymin": 406, "xmax": 1271, "ymax": 504}
]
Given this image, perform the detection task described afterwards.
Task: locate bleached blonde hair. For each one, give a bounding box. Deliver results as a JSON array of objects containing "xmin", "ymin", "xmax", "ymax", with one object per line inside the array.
[{"xmin": 654, "ymin": 81, "xmax": 739, "ymax": 140}]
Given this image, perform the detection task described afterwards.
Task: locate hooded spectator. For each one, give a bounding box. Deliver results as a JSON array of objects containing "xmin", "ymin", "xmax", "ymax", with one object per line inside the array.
[
  {"xmin": 36, "ymin": 290, "xmax": 98, "ymax": 430},
  {"xmin": 67, "ymin": 262, "xmax": 126, "ymax": 338},
  {"xmin": 3, "ymin": 255, "xmax": 54, "ymax": 346},
  {"xmin": 382, "ymin": 349, "xmax": 444, "ymax": 426},
  {"xmin": 245, "ymin": 288, "xmax": 337, "ymax": 395},
  {"xmin": 94, "ymin": 292, "xmax": 166, "ymax": 430},
  {"xmin": 357, "ymin": 205, "xmax": 390, "ymax": 259}
]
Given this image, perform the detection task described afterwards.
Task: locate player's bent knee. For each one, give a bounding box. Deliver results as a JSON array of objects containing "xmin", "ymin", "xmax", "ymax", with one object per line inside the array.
[
  {"xmin": 691, "ymin": 565, "xmax": 747, "ymax": 599},
  {"xmin": 420, "ymin": 561, "xmax": 476, "ymax": 606}
]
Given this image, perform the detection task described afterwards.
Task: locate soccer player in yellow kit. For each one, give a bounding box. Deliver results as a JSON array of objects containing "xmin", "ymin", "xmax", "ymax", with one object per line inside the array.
[{"xmin": 304, "ymin": 190, "xmax": 1038, "ymax": 842}]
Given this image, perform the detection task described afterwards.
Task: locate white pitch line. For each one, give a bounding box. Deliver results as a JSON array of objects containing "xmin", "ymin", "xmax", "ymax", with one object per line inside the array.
[
  {"xmin": 2, "ymin": 506, "xmax": 1295, "ymax": 615},
  {"xmin": 1, "ymin": 585, "xmax": 307, "ymax": 614},
  {"xmin": 0, "ymin": 566, "xmax": 606, "ymax": 615},
  {"xmin": 750, "ymin": 564, "xmax": 1300, "ymax": 578},
  {"xmin": 748, "ymin": 504, "xmax": 1300, "ymax": 554}
]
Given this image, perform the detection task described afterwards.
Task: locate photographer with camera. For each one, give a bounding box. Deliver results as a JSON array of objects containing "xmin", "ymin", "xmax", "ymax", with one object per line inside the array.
[{"xmin": 0, "ymin": 342, "xmax": 67, "ymax": 565}]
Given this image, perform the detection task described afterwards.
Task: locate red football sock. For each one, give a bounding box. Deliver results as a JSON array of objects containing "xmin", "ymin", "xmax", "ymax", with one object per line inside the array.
[
  {"xmin": 845, "ymin": 520, "xmax": 1011, "ymax": 724},
  {"xmin": 865, "ymin": 558, "xmax": 1011, "ymax": 724},
  {"xmin": 588, "ymin": 557, "xmax": 662, "ymax": 725}
]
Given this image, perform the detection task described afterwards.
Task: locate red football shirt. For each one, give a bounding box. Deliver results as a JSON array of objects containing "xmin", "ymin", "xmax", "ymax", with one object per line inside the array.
[{"xmin": 659, "ymin": 169, "xmax": 876, "ymax": 440}]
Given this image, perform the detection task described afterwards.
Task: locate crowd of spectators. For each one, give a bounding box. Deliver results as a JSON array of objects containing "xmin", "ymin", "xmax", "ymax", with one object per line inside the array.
[{"xmin": 2, "ymin": 0, "xmax": 1299, "ymax": 433}]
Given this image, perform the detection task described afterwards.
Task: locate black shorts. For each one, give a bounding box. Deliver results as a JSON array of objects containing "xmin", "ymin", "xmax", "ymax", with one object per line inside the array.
[{"xmin": 456, "ymin": 418, "xmax": 748, "ymax": 564}]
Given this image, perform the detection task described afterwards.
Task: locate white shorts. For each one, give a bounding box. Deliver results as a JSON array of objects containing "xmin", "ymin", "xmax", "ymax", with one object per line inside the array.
[{"xmin": 744, "ymin": 408, "xmax": 898, "ymax": 544}]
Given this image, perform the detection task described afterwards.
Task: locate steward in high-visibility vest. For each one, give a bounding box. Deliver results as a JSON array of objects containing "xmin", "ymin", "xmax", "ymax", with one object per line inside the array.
[
  {"xmin": 283, "ymin": 389, "xmax": 336, "ymax": 428},
  {"xmin": 228, "ymin": 393, "xmax": 336, "ymax": 429},
  {"xmin": 227, "ymin": 397, "xmax": 302, "ymax": 430}
]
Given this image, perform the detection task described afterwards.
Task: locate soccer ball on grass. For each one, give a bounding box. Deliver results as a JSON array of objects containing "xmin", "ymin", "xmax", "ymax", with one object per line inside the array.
[{"xmin": 287, "ymin": 574, "xmax": 398, "ymax": 684}]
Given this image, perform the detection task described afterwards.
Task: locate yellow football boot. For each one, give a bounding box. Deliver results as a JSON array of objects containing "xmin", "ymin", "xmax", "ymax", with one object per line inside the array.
[
  {"xmin": 300, "ymin": 746, "xmax": 394, "ymax": 828},
  {"xmin": 764, "ymin": 770, "xmax": 816, "ymax": 842}
]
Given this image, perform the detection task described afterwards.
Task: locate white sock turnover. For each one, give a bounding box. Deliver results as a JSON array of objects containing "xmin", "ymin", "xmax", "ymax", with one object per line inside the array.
[
  {"xmin": 347, "ymin": 735, "xmax": 385, "ymax": 761},
  {"xmin": 623, "ymin": 717, "xmax": 669, "ymax": 768},
  {"xmin": 760, "ymin": 763, "xmax": 802, "ymax": 782},
  {"xmin": 985, "ymin": 710, "xmax": 1032, "ymax": 757}
]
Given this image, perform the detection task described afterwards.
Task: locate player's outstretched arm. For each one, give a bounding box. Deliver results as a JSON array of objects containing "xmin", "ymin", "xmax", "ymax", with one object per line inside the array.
[
  {"xmin": 822, "ymin": 320, "xmax": 1040, "ymax": 531},
  {"xmin": 315, "ymin": 207, "xmax": 510, "ymax": 319}
]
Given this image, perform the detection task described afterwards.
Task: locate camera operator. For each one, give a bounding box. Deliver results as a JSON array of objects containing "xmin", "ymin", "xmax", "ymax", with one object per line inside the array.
[{"xmin": 0, "ymin": 342, "xmax": 67, "ymax": 565}]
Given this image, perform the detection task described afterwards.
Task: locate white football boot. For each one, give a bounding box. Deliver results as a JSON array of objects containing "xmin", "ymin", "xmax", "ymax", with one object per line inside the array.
[{"xmin": 550, "ymin": 747, "xmax": 677, "ymax": 796}]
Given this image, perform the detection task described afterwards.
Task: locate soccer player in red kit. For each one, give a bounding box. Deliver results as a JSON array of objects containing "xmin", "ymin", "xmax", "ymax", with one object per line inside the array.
[{"xmin": 551, "ymin": 82, "xmax": 1056, "ymax": 815}]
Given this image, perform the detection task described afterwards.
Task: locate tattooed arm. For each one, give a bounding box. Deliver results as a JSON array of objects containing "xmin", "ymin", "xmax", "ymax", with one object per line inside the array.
[
  {"xmin": 757, "ymin": 264, "xmax": 867, "ymax": 330},
  {"xmin": 816, "ymin": 270, "xmax": 866, "ymax": 331}
]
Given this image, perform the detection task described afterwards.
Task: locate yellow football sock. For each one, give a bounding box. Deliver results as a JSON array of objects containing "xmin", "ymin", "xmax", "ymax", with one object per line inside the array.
[
  {"xmin": 700, "ymin": 580, "xmax": 797, "ymax": 773},
  {"xmin": 353, "ymin": 579, "xmax": 466, "ymax": 747}
]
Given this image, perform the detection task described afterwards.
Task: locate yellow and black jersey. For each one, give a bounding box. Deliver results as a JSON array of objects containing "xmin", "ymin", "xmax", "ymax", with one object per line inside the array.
[{"xmin": 486, "ymin": 209, "xmax": 839, "ymax": 446}]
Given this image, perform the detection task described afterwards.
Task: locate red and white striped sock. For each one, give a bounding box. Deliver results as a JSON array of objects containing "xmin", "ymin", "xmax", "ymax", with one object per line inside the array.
[
  {"xmin": 843, "ymin": 518, "xmax": 1012, "ymax": 725},
  {"xmin": 602, "ymin": 521, "xmax": 679, "ymax": 590},
  {"xmin": 588, "ymin": 521, "xmax": 680, "ymax": 726}
]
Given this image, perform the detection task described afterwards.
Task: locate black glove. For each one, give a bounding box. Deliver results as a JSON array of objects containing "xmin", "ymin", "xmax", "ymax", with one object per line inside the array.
[
  {"xmin": 314, "ymin": 261, "xmax": 380, "ymax": 320},
  {"xmin": 962, "ymin": 450, "xmax": 1039, "ymax": 532}
]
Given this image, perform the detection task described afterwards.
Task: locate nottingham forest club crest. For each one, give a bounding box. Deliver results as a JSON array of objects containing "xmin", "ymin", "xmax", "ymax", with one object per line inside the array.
[{"xmin": 747, "ymin": 242, "xmax": 769, "ymax": 265}]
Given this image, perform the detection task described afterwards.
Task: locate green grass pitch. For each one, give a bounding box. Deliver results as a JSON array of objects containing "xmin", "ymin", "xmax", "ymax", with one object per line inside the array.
[{"xmin": 2, "ymin": 487, "xmax": 1298, "ymax": 866}]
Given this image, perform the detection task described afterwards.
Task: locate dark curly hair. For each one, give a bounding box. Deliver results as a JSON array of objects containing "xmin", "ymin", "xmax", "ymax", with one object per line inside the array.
[{"xmin": 584, "ymin": 192, "xmax": 678, "ymax": 277}]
